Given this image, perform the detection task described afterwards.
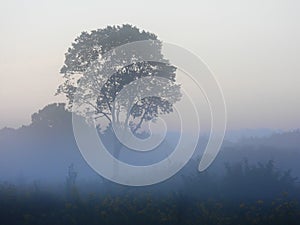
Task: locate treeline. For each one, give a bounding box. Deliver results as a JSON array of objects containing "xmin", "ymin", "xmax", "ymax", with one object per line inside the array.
[
  {"xmin": 1, "ymin": 103, "xmax": 300, "ymax": 182},
  {"xmin": 0, "ymin": 160, "xmax": 299, "ymax": 225}
]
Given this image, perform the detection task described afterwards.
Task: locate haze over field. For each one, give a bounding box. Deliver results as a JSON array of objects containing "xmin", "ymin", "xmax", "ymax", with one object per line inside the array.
[
  {"xmin": 0, "ymin": 2, "xmax": 300, "ymax": 224},
  {"xmin": 0, "ymin": 0, "xmax": 300, "ymax": 130}
]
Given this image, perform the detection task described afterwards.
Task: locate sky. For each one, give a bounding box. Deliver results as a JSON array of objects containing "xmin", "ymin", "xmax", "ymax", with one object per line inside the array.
[{"xmin": 0, "ymin": 0, "xmax": 299, "ymax": 130}]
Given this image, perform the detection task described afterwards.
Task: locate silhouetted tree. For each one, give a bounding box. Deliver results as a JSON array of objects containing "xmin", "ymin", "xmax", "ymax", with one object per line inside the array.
[
  {"xmin": 57, "ymin": 24, "xmax": 181, "ymax": 159},
  {"xmin": 30, "ymin": 103, "xmax": 71, "ymax": 130},
  {"xmin": 66, "ymin": 164, "xmax": 78, "ymax": 200}
]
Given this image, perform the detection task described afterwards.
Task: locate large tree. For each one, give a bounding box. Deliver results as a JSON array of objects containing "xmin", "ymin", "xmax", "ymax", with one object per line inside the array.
[{"xmin": 57, "ymin": 24, "xmax": 181, "ymax": 156}]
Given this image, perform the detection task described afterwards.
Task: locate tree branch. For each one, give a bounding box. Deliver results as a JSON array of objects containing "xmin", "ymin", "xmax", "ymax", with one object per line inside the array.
[
  {"xmin": 132, "ymin": 111, "xmax": 146, "ymax": 134},
  {"xmin": 83, "ymin": 100, "xmax": 112, "ymax": 123}
]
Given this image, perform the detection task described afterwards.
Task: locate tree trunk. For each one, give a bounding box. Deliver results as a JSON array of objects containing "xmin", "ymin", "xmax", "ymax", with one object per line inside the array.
[{"xmin": 112, "ymin": 131, "xmax": 123, "ymax": 178}]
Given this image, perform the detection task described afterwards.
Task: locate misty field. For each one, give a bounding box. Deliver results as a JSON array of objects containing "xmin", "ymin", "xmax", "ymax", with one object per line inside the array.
[{"xmin": 1, "ymin": 160, "xmax": 299, "ymax": 225}]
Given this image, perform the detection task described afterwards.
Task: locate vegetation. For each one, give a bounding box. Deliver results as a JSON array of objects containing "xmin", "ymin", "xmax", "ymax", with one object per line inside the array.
[
  {"xmin": 0, "ymin": 160, "xmax": 299, "ymax": 225},
  {"xmin": 57, "ymin": 24, "xmax": 181, "ymax": 136}
]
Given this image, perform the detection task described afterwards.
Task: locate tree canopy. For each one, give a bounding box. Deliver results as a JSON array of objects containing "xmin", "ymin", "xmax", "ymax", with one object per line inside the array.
[{"xmin": 57, "ymin": 24, "xmax": 181, "ymax": 134}]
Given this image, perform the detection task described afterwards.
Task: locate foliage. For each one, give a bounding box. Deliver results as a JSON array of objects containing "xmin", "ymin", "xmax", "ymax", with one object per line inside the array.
[
  {"xmin": 65, "ymin": 164, "xmax": 79, "ymax": 201},
  {"xmin": 57, "ymin": 24, "xmax": 181, "ymax": 134},
  {"xmin": 222, "ymin": 160, "xmax": 298, "ymax": 200},
  {"xmin": 0, "ymin": 160, "xmax": 299, "ymax": 225}
]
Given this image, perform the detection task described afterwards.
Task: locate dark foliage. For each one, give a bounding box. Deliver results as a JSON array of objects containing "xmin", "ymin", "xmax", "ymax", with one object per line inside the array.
[
  {"xmin": 0, "ymin": 161, "xmax": 299, "ymax": 225},
  {"xmin": 57, "ymin": 24, "xmax": 181, "ymax": 134}
]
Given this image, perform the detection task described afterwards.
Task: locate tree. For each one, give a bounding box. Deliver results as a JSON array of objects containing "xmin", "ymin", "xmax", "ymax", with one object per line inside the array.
[{"xmin": 57, "ymin": 24, "xmax": 181, "ymax": 160}]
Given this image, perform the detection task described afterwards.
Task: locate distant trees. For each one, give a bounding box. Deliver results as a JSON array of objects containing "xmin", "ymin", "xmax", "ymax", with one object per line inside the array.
[
  {"xmin": 223, "ymin": 160, "xmax": 298, "ymax": 200},
  {"xmin": 30, "ymin": 103, "xmax": 71, "ymax": 129},
  {"xmin": 65, "ymin": 164, "xmax": 78, "ymax": 200}
]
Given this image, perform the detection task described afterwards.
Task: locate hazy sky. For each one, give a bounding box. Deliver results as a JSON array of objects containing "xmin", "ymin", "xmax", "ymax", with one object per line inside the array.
[{"xmin": 0, "ymin": 0, "xmax": 299, "ymax": 130}]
